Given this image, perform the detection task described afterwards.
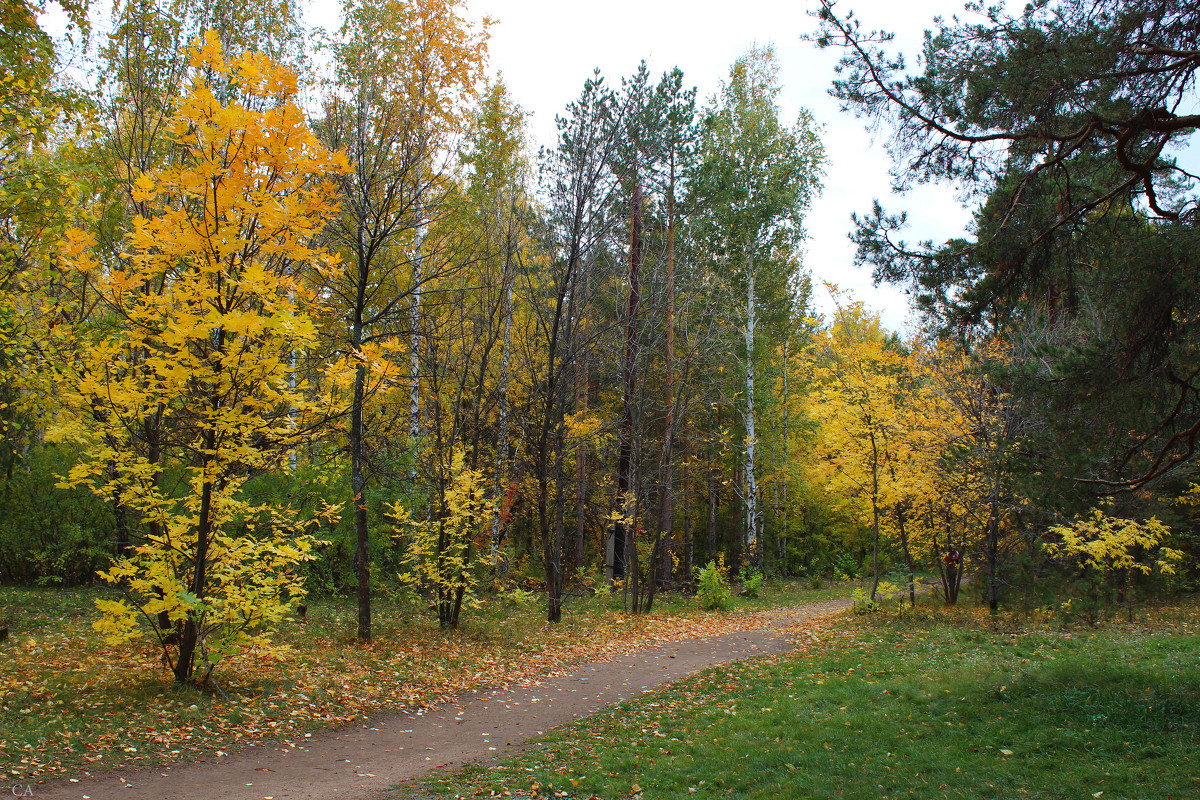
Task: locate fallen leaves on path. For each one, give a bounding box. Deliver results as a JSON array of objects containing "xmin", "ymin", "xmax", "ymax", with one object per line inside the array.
[{"xmin": 0, "ymin": 591, "xmax": 849, "ymax": 783}]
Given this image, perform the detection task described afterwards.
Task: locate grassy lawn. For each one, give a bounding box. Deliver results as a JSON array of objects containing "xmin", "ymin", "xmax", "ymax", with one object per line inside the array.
[
  {"xmin": 0, "ymin": 578, "xmax": 851, "ymax": 782},
  {"xmin": 418, "ymin": 598, "xmax": 1200, "ymax": 800}
]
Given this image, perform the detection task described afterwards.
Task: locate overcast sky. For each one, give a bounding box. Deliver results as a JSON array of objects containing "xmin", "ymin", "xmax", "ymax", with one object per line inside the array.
[
  {"xmin": 300, "ymin": 0, "xmax": 980, "ymax": 331},
  {"xmin": 460, "ymin": 0, "xmax": 980, "ymax": 331}
]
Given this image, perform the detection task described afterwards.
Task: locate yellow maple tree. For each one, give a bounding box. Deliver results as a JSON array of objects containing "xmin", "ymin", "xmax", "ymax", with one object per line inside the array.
[{"xmin": 58, "ymin": 34, "xmax": 346, "ymax": 685}]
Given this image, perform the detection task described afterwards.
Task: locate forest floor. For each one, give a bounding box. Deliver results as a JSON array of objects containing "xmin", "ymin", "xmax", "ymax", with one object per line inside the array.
[{"xmin": 4, "ymin": 583, "xmax": 855, "ymax": 800}]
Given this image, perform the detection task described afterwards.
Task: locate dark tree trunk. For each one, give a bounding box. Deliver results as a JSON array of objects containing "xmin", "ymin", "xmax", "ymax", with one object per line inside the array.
[
  {"xmin": 574, "ymin": 344, "xmax": 589, "ymax": 576},
  {"xmin": 707, "ymin": 450, "xmax": 717, "ymax": 563},
  {"xmin": 349, "ymin": 236, "xmax": 372, "ymax": 641},
  {"xmin": 869, "ymin": 430, "xmax": 881, "ymax": 603},
  {"xmin": 986, "ymin": 470, "xmax": 1002, "ymax": 613},
  {"xmin": 614, "ymin": 182, "xmax": 643, "ymax": 586},
  {"xmin": 658, "ymin": 163, "xmax": 677, "ymax": 586},
  {"xmin": 895, "ymin": 504, "xmax": 915, "ymax": 606},
  {"xmin": 546, "ymin": 424, "xmax": 567, "ymax": 622},
  {"xmin": 175, "ymin": 428, "xmax": 215, "ymax": 684},
  {"xmin": 683, "ymin": 479, "xmax": 693, "ymax": 578}
]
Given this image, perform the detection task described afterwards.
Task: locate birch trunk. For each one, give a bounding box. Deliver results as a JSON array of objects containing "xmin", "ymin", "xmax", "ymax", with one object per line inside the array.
[
  {"xmin": 744, "ymin": 262, "xmax": 759, "ymax": 568},
  {"xmin": 409, "ymin": 170, "xmax": 425, "ymax": 483}
]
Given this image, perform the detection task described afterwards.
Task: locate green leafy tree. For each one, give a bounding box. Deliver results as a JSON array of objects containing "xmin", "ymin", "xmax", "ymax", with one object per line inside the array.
[
  {"xmin": 535, "ymin": 72, "xmax": 623, "ymax": 622},
  {"xmin": 691, "ymin": 45, "xmax": 824, "ymax": 568},
  {"xmin": 317, "ymin": 0, "xmax": 489, "ymax": 641},
  {"xmin": 0, "ymin": 0, "xmax": 90, "ymax": 491},
  {"xmin": 816, "ymin": 0, "xmax": 1200, "ymax": 489}
]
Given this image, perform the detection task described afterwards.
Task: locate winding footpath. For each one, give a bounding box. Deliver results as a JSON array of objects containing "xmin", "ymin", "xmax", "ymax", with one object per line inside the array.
[{"xmin": 39, "ymin": 597, "xmax": 851, "ymax": 800}]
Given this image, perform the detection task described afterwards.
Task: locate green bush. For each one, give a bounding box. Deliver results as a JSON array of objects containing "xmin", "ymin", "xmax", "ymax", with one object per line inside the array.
[
  {"xmin": 851, "ymin": 586, "xmax": 879, "ymax": 614},
  {"xmin": 496, "ymin": 585, "xmax": 535, "ymax": 607},
  {"xmin": 833, "ymin": 552, "xmax": 859, "ymax": 581},
  {"xmin": 696, "ymin": 561, "xmax": 731, "ymax": 610},
  {"xmin": 0, "ymin": 444, "xmax": 115, "ymax": 585},
  {"xmin": 740, "ymin": 566, "xmax": 764, "ymax": 598}
]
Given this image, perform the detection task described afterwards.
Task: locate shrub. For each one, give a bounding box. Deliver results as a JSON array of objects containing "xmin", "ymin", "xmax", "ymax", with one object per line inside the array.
[
  {"xmin": 0, "ymin": 444, "xmax": 115, "ymax": 585},
  {"xmin": 851, "ymin": 586, "xmax": 878, "ymax": 614},
  {"xmin": 392, "ymin": 449, "xmax": 495, "ymax": 629},
  {"xmin": 497, "ymin": 585, "xmax": 535, "ymax": 607},
  {"xmin": 1047, "ymin": 500, "xmax": 1183, "ymax": 624},
  {"xmin": 740, "ymin": 566, "xmax": 764, "ymax": 598},
  {"xmin": 833, "ymin": 552, "xmax": 859, "ymax": 581},
  {"xmin": 696, "ymin": 561, "xmax": 731, "ymax": 610}
]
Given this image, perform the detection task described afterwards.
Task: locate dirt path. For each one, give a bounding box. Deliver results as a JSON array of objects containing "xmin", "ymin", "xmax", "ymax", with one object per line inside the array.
[{"xmin": 38, "ymin": 597, "xmax": 851, "ymax": 800}]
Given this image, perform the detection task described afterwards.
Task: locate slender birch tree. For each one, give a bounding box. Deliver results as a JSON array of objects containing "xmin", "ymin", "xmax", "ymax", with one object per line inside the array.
[{"xmin": 692, "ymin": 45, "xmax": 823, "ymax": 568}]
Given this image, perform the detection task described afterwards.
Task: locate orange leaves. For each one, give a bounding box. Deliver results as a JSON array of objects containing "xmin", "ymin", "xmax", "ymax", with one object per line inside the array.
[{"xmin": 335, "ymin": 0, "xmax": 489, "ymax": 152}]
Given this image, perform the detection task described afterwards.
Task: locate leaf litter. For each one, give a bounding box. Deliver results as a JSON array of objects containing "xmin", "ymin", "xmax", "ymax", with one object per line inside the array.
[{"xmin": 0, "ymin": 591, "xmax": 843, "ymax": 781}]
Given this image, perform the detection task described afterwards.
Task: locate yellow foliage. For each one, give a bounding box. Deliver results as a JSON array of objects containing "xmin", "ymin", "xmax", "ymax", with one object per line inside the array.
[
  {"xmin": 1047, "ymin": 501, "xmax": 1181, "ymax": 576},
  {"xmin": 58, "ymin": 36, "xmax": 346, "ymax": 683},
  {"xmin": 392, "ymin": 449, "xmax": 495, "ymax": 628}
]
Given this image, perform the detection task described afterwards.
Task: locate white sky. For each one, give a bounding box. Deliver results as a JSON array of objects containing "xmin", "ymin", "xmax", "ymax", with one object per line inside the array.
[
  {"xmin": 460, "ymin": 0, "xmax": 980, "ymax": 332},
  {"xmin": 301, "ymin": 0, "xmax": 979, "ymax": 332},
  {"xmin": 47, "ymin": 0, "xmax": 1197, "ymax": 330},
  {"xmin": 45, "ymin": 0, "xmax": 983, "ymax": 331}
]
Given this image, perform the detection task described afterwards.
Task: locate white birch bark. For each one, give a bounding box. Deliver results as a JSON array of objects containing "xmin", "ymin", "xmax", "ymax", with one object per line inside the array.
[
  {"xmin": 409, "ymin": 178, "xmax": 424, "ymax": 482},
  {"xmin": 744, "ymin": 262, "xmax": 759, "ymax": 565}
]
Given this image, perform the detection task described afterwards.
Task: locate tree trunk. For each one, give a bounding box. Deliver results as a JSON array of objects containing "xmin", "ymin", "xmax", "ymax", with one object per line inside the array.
[
  {"xmin": 744, "ymin": 263, "xmax": 759, "ymax": 568},
  {"xmin": 869, "ymin": 429, "xmax": 881, "ymax": 602},
  {"xmin": 986, "ymin": 468, "xmax": 1002, "ymax": 613},
  {"xmin": 780, "ymin": 340, "xmax": 789, "ymax": 573},
  {"xmin": 546, "ymin": 423, "xmax": 567, "ymax": 622},
  {"xmin": 658, "ymin": 159, "xmax": 677, "ymax": 586},
  {"xmin": 450, "ymin": 533, "xmax": 471, "ymax": 630},
  {"xmin": 352, "ymin": 360, "xmax": 371, "ymax": 641},
  {"xmin": 409, "ymin": 189, "xmax": 424, "ymax": 484},
  {"xmin": 683, "ymin": 485, "xmax": 693, "ymax": 578},
  {"xmin": 107, "ymin": 448, "xmax": 130, "ymax": 558},
  {"xmin": 707, "ymin": 440, "xmax": 717, "ymax": 563},
  {"xmin": 895, "ymin": 504, "xmax": 915, "ymax": 606},
  {"xmin": 574, "ymin": 330, "xmax": 589, "ymax": 576},
  {"xmin": 490, "ymin": 235, "xmax": 514, "ymax": 571},
  {"xmin": 613, "ymin": 182, "xmax": 643, "ymax": 585},
  {"xmin": 351, "ymin": 225, "xmax": 372, "ymax": 641},
  {"xmin": 731, "ymin": 468, "xmax": 743, "ymax": 572},
  {"xmin": 176, "ymin": 421, "xmax": 216, "ymax": 684}
]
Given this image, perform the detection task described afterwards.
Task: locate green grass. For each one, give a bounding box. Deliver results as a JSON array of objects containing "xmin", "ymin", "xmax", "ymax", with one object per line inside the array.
[
  {"xmin": 0, "ymin": 577, "xmax": 851, "ymax": 781},
  {"xmin": 417, "ymin": 598, "xmax": 1200, "ymax": 800}
]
